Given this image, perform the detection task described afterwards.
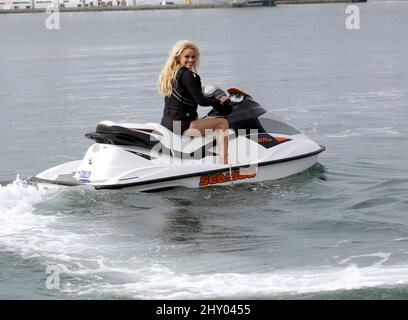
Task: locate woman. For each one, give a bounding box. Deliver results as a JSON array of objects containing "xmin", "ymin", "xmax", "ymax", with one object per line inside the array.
[{"xmin": 157, "ymin": 40, "xmax": 231, "ymax": 165}]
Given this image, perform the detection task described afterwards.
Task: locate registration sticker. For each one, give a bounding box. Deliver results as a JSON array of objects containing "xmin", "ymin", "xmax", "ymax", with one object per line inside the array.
[{"xmin": 79, "ymin": 170, "xmax": 91, "ymax": 182}]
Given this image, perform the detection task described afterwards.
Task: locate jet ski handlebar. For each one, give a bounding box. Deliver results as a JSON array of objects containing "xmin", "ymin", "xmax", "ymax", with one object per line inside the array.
[
  {"xmin": 203, "ymin": 85, "xmax": 247, "ymax": 105},
  {"xmin": 203, "ymin": 85, "xmax": 267, "ymax": 123},
  {"xmin": 203, "ymin": 85, "xmax": 249, "ymax": 116}
]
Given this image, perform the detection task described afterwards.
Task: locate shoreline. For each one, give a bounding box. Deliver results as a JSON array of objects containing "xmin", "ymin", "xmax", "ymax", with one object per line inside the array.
[
  {"xmin": 0, "ymin": 0, "xmax": 367, "ymax": 15},
  {"xmin": 0, "ymin": 4, "xmax": 232, "ymax": 14}
]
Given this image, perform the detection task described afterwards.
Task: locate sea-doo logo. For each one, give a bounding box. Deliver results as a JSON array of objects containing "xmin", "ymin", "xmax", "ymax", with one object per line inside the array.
[{"xmin": 199, "ymin": 168, "xmax": 257, "ymax": 186}]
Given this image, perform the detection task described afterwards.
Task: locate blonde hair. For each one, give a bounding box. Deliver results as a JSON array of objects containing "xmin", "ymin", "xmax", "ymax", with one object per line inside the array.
[{"xmin": 157, "ymin": 40, "xmax": 200, "ymax": 97}]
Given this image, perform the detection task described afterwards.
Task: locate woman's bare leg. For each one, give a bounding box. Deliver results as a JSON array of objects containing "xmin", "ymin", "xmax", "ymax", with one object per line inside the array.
[{"xmin": 186, "ymin": 118, "xmax": 229, "ymax": 165}]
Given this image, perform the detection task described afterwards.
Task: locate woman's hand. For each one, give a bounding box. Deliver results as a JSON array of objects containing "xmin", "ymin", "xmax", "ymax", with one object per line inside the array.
[
  {"xmin": 216, "ymin": 96, "xmax": 233, "ymax": 115},
  {"xmin": 219, "ymin": 96, "xmax": 230, "ymax": 105}
]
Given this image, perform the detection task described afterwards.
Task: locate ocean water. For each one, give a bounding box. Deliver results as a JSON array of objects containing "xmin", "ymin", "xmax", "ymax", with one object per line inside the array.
[{"xmin": 1, "ymin": 1, "xmax": 408, "ymax": 299}]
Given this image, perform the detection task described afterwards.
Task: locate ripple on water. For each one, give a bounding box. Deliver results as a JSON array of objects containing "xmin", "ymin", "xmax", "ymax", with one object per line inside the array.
[{"xmin": 346, "ymin": 196, "xmax": 400, "ymax": 210}]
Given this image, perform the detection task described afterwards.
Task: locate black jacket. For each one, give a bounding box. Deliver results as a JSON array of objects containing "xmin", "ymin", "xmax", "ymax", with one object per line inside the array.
[{"xmin": 163, "ymin": 67, "xmax": 222, "ymax": 121}]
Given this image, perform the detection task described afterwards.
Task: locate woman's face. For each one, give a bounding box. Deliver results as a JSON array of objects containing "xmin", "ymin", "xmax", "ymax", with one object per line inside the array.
[{"xmin": 179, "ymin": 48, "xmax": 196, "ymax": 69}]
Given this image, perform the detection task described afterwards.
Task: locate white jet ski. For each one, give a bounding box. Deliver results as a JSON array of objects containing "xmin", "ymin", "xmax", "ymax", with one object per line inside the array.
[{"xmin": 30, "ymin": 86, "xmax": 325, "ymax": 192}]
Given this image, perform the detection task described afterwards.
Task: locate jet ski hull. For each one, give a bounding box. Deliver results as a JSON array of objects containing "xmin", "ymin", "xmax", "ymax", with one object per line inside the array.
[
  {"xmin": 30, "ymin": 146, "xmax": 324, "ymax": 192},
  {"xmin": 96, "ymin": 148, "xmax": 323, "ymax": 191}
]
